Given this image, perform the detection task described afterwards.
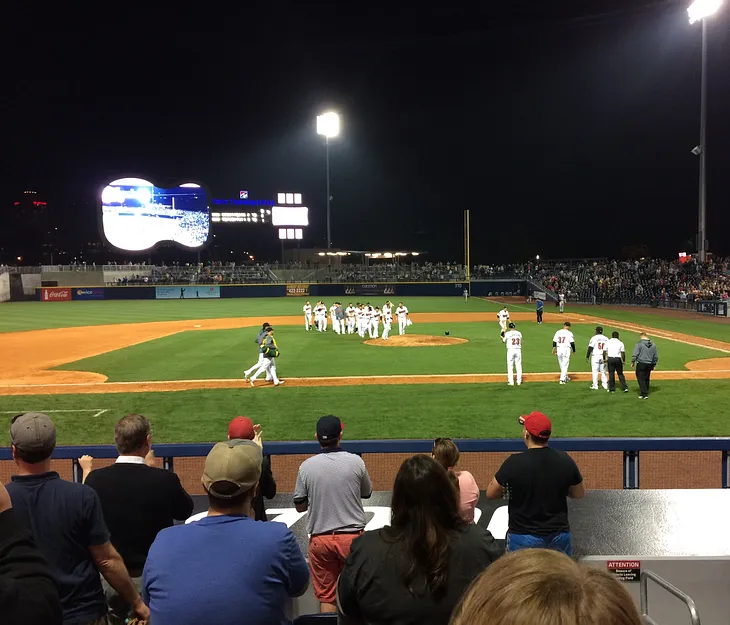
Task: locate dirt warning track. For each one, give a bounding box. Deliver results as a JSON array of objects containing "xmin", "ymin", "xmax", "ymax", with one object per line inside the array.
[{"xmin": 0, "ymin": 311, "xmax": 728, "ymax": 396}]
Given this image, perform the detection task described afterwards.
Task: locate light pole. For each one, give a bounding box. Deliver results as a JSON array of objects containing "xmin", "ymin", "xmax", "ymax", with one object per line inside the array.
[
  {"xmin": 316, "ymin": 112, "xmax": 340, "ymax": 249},
  {"xmin": 688, "ymin": 0, "xmax": 723, "ymax": 262}
]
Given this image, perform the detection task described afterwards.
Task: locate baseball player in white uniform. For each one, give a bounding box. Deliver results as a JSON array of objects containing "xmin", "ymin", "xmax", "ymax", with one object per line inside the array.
[
  {"xmin": 502, "ymin": 321, "xmax": 523, "ymax": 386},
  {"xmin": 346, "ymin": 303, "xmax": 357, "ymax": 334},
  {"xmin": 382, "ymin": 307, "xmax": 392, "ymax": 340},
  {"xmin": 552, "ymin": 321, "xmax": 576, "ymax": 384},
  {"xmin": 370, "ymin": 306, "xmax": 381, "ymax": 339},
  {"xmin": 303, "ymin": 301, "xmax": 313, "ymax": 331},
  {"xmin": 329, "ymin": 303, "xmax": 339, "ymax": 334},
  {"xmin": 586, "ymin": 326, "xmax": 609, "ymax": 390},
  {"xmin": 497, "ymin": 307, "xmax": 510, "ymax": 333},
  {"xmin": 315, "ymin": 302, "xmax": 326, "ymax": 332},
  {"xmin": 559, "ymin": 292, "xmax": 565, "ymax": 313},
  {"xmin": 396, "ymin": 302, "xmax": 409, "ymax": 335},
  {"xmin": 463, "ymin": 288, "xmax": 468, "ymax": 303},
  {"xmin": 357, "ymin": 305, "xmax": 368, "ymax": 338}
]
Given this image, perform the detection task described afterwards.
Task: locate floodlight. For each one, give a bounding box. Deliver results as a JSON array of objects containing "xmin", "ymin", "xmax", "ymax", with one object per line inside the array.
[
  {"xmin": 317, "ymin": 112, "xmax": 340, "ymax": 138},
  {"xmin": 295, "ymin": 229, "xmax": 303, "ymax": 240},
  {"xmin": 688, "ymin": 0, "xmax": 722, "ymax": 23},
  {"xmin": 279, "ymin": 229, "xmax": 287, "ymax": 240},
  {"xmin": 412, "ymin": 252, "xmax": 419, "ymax": 256},
  {"xmin": 286, "ymin": 193, "xmax": 294, "ymax": 204},
  {"xmin": 277, "ymin": 193, "xmax": 286, "ymax": 204},
  {"xmin": 318, "ymin": 252, "xmax": 326, "ymax": 256},
  {"xmin": 294, "ymin": 193, "xmax": 302, "ymax": 204}
]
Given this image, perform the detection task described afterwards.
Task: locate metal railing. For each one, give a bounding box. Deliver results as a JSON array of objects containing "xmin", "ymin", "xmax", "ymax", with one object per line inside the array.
[
  {"xmin": 641, "ymin": 570, "xmax": 701, "ymax": 625},
  {"xmin": 2, "ymin": 437, "xmax": 729, "ymax": 488}
]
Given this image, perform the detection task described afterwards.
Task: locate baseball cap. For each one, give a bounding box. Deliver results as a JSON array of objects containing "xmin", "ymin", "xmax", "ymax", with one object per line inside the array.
[
  {"xmin": 508, "ymin": 322, "xmax": 516, "ymax": 329},
  {"xmin": 317, "ymin": 415, "xmax": 343, "ymax": 443},
  {"xmin": 10, "ymin": 412, "xmax": 56, "ymax": 456},
  {"xmin": 202, "ymin": 440, "xmax": 262, "ymax": 499},
  {"xmin": 518, "ymin": 411, "xmax": 552, "ymax": 440},
  {"xmin": 228, "ymin": 416, "xmax": 255, "ymax": 440}
]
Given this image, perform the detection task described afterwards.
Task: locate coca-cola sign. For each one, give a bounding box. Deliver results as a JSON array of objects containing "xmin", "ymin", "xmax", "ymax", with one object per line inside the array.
[{"xmin": 41, "ymin": 287, "xmax": 72, "ymax": 302}]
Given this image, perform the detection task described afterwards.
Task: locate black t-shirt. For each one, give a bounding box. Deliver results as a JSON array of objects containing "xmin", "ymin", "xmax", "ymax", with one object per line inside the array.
[
  {"xmin": 85, "ymin": 462, "xmax": 194, "ymax": 573},
  {"xmin": 7, "ymin": 472, "xmax": 110, "ymax": 625},
  {"xmin": 338, "ymin": 524, "xmax": 501, "ymax": 625},
  {"xmin": 495, "ymin": 447, "xmax": 583, "ymax": 536}
]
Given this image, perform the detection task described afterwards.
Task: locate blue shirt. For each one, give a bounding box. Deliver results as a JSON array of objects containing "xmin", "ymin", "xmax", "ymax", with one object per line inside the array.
[
  {"xmin": 7, "ymin": 472, "xmax": 110, "ymax": 625},
  {"xmin": 143, "ymin": 514, "xmax": 309, "ymax": 625},
  {"xmin": 537, "ymin": 300, "xmax": 544, "ymax": 310}
]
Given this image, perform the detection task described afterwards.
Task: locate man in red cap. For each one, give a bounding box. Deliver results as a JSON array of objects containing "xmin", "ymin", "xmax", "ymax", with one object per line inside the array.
[
  {"xmin": 227, "ymin": 417, "xmax": 276, "ymax": 521},
  {"xmin": 486, "ymin": 411, "xmax": 585, "ymax": 555}
]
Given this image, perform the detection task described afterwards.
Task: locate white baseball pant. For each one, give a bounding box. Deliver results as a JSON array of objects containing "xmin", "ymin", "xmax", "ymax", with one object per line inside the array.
[
  {"xmin": 347, "ymin": 317, "xmax": 355, "ymax": 334},
  {"xmin": 304, "ymin": 314, "xmax": 312, "ymax": 330},
  {"xmin": 559, "ymin": 301, "xmax": 565, "ymax": 313},
  {"xmin": 337, "ymin": 319, "xmax": 345, "ymax": 334},
  {"xmin": 507, "ymin": 349, "xmax": 522, "ymax": 385},
  {"xmin": 331, "ymin": 317, "xmax": 339, "ymax": 334},
  {"xmin": 556, "ymin": 349, "xmax": 571, "ymax": 382},
  {"xmin": 322, "ymin": 316, "xmax": 328, "ymax": 331},
  {"xmin": 398, "ymin": 317, "xmax": 407, "ymax": 335},
  {"xmin": 591, "ymin": 359, "xmax": 608, "ymax": 389},
  {"xmin": 244, "ymin": 353, "xmax": 263, "ymax": 377},
  {"xmin": 358, "ymin": 319, "xmax": 367, "ymax": 337},
  {"xmin": 316, "ymin": 316, "xmax": 324, "ymax": 332},
  {"xmin": 369, "ymin": 319, "xmax": 379, "ymax": 338},
  {"xmin": 382, "ymin": 321, "xmax": 391, "ymax": 340},
  {"xmin": 250, "ymin": 357, "xmax": 279, "ymax": 384},
  {"xmin": 499, "ymin": 320, "xmax": 507, "ymax": 332}
]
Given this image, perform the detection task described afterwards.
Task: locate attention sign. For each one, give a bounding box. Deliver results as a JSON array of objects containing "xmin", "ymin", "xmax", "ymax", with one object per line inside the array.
[{"xmin": 607, "ymin": 560, "xmax": 641, "ymax": 582}]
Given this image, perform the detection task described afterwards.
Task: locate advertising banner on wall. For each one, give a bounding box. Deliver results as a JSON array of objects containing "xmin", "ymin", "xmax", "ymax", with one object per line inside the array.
[
  {"xmin": 41, "ymin": 287, "xmax": 72, "ymax": 302},
  {"xmin": 73, "ymin": 288, "xmax": 105, "ymax": 301},
  {"xmin": 343, "ymin": 284, "xmax": 396, "ymax": 297},
  {"xmin": 155, "ymin": 286, "xmax": 221, "ymax": 299},
  {"xmin": 286, "ymin": 284, "xmax": 309, "ymax": 297}
]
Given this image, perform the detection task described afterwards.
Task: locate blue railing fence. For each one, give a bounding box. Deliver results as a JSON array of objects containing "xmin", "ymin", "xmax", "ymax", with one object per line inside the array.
[{"xmin": 2, "ymin": 438, "xmax": 729, "ymax": 489}]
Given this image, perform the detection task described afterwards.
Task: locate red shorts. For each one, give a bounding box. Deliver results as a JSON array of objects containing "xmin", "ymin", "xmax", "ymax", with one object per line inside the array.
[{"xmin": 308, "ymin": 532, "xmax": 362, "ymax": 604}]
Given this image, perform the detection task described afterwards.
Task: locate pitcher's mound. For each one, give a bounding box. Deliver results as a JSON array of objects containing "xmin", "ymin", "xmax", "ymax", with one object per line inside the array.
[{"xmin": 364, "ymin": 335, "xmax": 468, "ymax": 347}]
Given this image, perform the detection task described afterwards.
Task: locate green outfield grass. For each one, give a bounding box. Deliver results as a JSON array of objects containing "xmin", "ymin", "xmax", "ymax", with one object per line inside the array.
[
  {"xmin": 2, "ymin": 296, "xmax": 729, "ymax": 444},
  {"xmin": 56, "ymin": 321, "xmax": 724, "ymax": 382},
  {"xmin": 1, "ymin": 380, "xmax": 729, "ymax": 446}
]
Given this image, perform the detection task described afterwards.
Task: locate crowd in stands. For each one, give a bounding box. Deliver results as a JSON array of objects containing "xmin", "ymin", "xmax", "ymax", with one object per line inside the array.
[
  {"xmin": 474, "ymin": 256, "xmax": 730, "ymax": 303},
  {"xmin": 334, "ymin": 262, "xmax": 466, "ymax": 283},
  {"xmin": 115, "ymin": 262, "xmax": 274, "ymax": 286},
  {"xmin": 0, "ymin": 408, "xmax": 648, "ymax": 625}
]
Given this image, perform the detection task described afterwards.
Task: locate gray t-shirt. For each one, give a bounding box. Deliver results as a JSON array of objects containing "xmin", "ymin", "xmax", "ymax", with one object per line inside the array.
[{"xmin": 293, "ymin": 449, "xmax": 372, "ymax": 535}]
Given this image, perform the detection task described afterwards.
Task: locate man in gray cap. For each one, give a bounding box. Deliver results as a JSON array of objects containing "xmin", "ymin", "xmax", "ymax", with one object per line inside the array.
[
  {"xmin": 142, "ymin": 439, "xmax": 309, "ymax": 625},
  {"xmin": 632, "ymin": 332, "xmax": 659, "ymax": 399},
  {"xmin": 7, "ymin": 412, "xmax": 149, "ymax": 625}
]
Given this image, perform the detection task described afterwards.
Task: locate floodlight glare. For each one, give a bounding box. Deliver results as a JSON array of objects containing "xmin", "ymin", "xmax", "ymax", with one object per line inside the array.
[
  {"xmin": 317, "ymin": 112, "xmax": 340, "ymax": 138},
  {"xmin": 688, "ymin": 0, "xmax": 722, "ymax": 23}
]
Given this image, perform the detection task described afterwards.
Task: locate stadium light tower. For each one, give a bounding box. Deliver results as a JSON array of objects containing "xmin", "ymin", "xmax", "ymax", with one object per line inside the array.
[
  {"xmin": 316, "ymin": 112, "xmax": 340, "ymax": 249},
  {"xmin": 688, "ymin": 0, "xmax": 723, "ymax": 262}
]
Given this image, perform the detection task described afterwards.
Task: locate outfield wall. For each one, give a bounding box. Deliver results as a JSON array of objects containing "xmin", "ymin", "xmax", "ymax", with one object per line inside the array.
[{"xmin": 33, "ymin": 281, "xmax": 524, "ymax": 301}]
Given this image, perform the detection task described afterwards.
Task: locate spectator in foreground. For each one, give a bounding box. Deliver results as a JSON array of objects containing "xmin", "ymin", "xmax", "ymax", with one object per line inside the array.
[
  {"xmin": 450, "ymin": 548, "xmax": 643, "ymax": 625},
  {"xmin": 486, "ymin": 412, "xmax": 585, "ymax": 555},
  {"xmin": 143, "ymin": 439, "xmax": 309, "ymax": 625},
  {"xmin": 293, "ymin": 415, "xmax": 372, "ymax": 613},
  {"xmin": 432, "ymin": 437, "xmax": 480, "ymax": 523},
  {"xmin": 338, "ymin": 455, "xmax": 500, "ymax": 625},
  {"xmin": 0, "ymin": 480, "xmax": 62, "ymax": 625},
  {"xmin": 7, "ymin": 412, "xmax": 149, "ymax": 624},
  {"xmin": 227, "ymin": 416, "xmax": 276, "ymax": 521},
  {"xmin": 82, "ymin": 414, "xmax": 194, "ymax": 623}
]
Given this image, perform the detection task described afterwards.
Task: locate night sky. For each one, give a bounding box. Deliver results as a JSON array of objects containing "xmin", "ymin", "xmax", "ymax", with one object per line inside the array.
[{"xmin": 5, "ymin": 1, "xmax": 730, "ymax": 263}]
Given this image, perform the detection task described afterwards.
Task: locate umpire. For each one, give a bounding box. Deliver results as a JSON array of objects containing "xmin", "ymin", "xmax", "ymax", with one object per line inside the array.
[{"xmin": 631, "ymin": 332, "xmax": 659, "ymax": 399}]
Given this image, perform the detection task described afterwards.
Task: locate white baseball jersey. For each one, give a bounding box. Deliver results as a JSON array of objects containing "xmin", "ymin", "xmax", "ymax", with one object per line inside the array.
[
  {"xmin": 303, "ymin": 304, "xmax": 312, "ymax": 315},
  {"xmin": 358, "ymin": 308, "xmax": 368, "ymax": 321},
  {"xmin": 559, "ymin": 293, "xmax": 565, "ymax": 302},
  {"xmin": 329, "ymin": 305, "xmax": 337, "ymax": 317},
  {"xmin": 315, "ymin": 305, "xmax": 325, "ymax": 318},
  {"xmin": 346, "ymin": 306, "xmax": 356, "ymax": 318},
  {"xmin": 588, "ymin": 334, "xmax": 609, "ymax": 360},
  {"xmin": 553, "ymin": 329, "xmax": 575, "ymax": 350},
  {"xmin": 502, "ymin": 330, "xmax": 523, "ymax": 350},
  {"xmin": 498, "ymin": 310, "xmax": 510, "ymax": 323},
  {"xmin": 383, "ymin": 303, "xmax": 392, "ymax": 316},
  {"xmin": 396, "ymin": 306, "xmax": 409, "ymax": 319},
  {"xmin": 383, "ymin": 312, "xmax": 392, "ymax": 324},
  {"xmin": 606, "ymin": 338, "xmax": 625, "ymax": 359},
  {"xmin": 372, "ymin": 310, "xmax": 382, "ymax": 322}
]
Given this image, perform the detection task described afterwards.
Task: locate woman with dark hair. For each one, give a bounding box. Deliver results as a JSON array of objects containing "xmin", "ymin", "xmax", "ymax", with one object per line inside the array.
[
  {"xmin": 337, "ymin": 455, "xmax": 500, "ymax": 625},
  {"xmin": 432, "ymin": 438, "xmax": 480, "ymax": 523}
]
